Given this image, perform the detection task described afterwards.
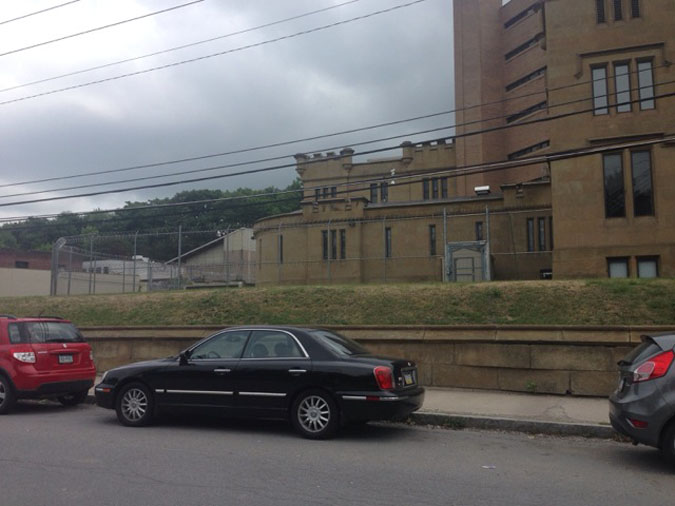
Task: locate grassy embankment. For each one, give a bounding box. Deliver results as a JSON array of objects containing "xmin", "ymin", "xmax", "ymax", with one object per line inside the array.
[{"xmin": 1, "ymin": 279, "xmax": 674, "ymax": 327}]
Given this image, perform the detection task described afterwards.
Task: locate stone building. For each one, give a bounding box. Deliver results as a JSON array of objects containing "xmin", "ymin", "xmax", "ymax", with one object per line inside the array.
[
  {"xmin": 454, "ymin": 0, "xmax": 675, "ymax": 278},
  {"xmin": 253, "ymin": 0, "xmax": 674, "ymax": 284}
]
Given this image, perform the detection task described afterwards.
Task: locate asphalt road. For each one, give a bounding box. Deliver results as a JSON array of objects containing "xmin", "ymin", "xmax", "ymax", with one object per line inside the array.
[{"xmin": 1, "ymin": 401, "xmax": 673, "ymax": 506}]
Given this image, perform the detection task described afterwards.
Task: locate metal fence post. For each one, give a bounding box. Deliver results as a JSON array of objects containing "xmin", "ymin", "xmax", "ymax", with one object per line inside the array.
[{"xmin": 177, "ymin": 224, "xmax": 182, "ymax": 290}]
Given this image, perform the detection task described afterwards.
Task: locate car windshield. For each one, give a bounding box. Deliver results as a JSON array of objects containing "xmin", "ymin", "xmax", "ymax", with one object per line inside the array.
[
  {"xmin": 20, "ymin": 322, "xmax": 85, "ymax": 344},
  {"xmin": 309, "ymin": 330, "xmax": 369, "ymax": 356}
]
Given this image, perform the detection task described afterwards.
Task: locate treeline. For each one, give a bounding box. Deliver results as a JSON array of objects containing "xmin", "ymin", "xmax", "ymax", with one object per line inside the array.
[{"xmin": 0, "ymin": 181, "xmax": 302, "ymax": 261}]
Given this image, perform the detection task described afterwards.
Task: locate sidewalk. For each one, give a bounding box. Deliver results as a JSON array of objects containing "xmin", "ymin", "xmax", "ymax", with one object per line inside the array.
[
  {"xmin": 88, "ymin": 380, "xmax": 615, "ymax": 438},
  {"xmin": 411, "ymin": 387, "xmax": 614, "ymax": 438}
]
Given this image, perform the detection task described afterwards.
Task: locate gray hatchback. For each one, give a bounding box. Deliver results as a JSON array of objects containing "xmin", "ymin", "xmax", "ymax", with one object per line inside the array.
[{"xmin": 610, "ymin": 332, "xmax": 675, "ymax": 464}]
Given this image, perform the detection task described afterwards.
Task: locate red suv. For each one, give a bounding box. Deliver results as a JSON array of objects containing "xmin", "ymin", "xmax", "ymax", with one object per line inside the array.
[{"xmin": 0, "ymin": 315, "xmax": 96, "ymax": 414}]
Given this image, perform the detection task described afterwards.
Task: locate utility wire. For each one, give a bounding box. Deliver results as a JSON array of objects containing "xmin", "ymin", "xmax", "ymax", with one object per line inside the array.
[
  {"xmin": 0, "ymin": 1, "xmax": 80, "ymax": 26},
  {"xmin": 0, "ymin": 61, "xmax": 668, "ymax": 191},
  {"xmin": 0, "ymin": 0, "xmax": 427, "ymax": 106},
  {"xmin": 0, "ymin": 134, "xmax": 670, "ymax": 234},
  {"xmin": 1, "ymin": 85, "xmax": 673, "ymax": 207},
  {"xmin": 1, "ymin": 133, "xmax": 672, "ymax": 230},
  {"xmin": 0, "ymin": 0, "xmax": 362, "ymax": 95},
  {"xmin": 0, "ymin": 1, "xmax": 205, "ymax": 59}
]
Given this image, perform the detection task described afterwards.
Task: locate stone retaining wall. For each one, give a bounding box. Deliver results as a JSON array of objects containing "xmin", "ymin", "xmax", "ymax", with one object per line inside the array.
[{"xmin": 81, "ymin": 325, "xmax": 674, "ymax": 397}]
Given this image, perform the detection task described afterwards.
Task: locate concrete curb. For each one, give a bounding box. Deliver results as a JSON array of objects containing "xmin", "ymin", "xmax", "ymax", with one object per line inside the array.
[
  {"xmin": 408, "ymin": 411, "xmax": 616, "ymax": 439},
  {"xmin": 86, "ymin": 391, "xmax": 615, "ymax": 439}
]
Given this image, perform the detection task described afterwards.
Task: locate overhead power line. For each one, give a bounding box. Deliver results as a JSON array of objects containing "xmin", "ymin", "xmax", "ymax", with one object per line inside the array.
[
  {"xmin": 0, "ymin": 0, "xmax": 362, "ymax": 95},
  {"xmin": 0, "ymin": 0, "xmax": 205, "ymax": 59},
  {"xmin": 1, "ymin": 85, "xmax": 673, "ymax": 207},
  {"xmin": 0, "ymin": 1, "xmax": 80, "ymax": 26},
  {"xmin": 0, "ymin": 60, "xmax": 668, "ymax": 191},
  {"xmin": 0, "ymin": 0, "xmax": 428, "ymax": 107},
  {"xmin": 0, "ymin": 135, "xmax": 672, "ymax": 232}
]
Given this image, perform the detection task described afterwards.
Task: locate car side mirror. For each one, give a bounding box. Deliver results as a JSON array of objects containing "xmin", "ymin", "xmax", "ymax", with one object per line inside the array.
[{"xmin": 179, "ymin": 350, "xmax": 191, "ymax": 366}]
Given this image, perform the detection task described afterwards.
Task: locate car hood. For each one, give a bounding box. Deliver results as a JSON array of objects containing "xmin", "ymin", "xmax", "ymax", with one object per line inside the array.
[{"xmin": 108, "ymin": 357, "xmax": 175, "ymax": 374}]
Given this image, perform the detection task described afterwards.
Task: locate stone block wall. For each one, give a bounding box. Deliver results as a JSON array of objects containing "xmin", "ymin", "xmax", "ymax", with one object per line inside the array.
[{"xmin": 81, "ymin": 325, "xmax": 672, "ymax": 397}]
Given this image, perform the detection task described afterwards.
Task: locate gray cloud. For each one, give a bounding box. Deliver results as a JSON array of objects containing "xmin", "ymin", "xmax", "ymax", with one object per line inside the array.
[{"xmin": 0, "ymin": 0, "xmax": 453, "ymax": 220}]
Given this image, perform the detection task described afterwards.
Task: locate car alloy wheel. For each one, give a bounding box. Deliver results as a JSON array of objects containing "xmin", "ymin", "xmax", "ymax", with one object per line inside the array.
[
  {"xmin": 0, "ymin": 375, "xmax": 16, "ymax": 415},
  {"xmin": 291, "ymin": 389, "xmax": 338, "ymax": 439},
  {"xmin": 116, "ymin": 383, "xmax": 153, "ymax": 427}
]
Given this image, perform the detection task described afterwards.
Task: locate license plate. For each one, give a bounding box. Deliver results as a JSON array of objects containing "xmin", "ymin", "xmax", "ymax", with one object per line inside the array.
[
  {"xmin": 58, "ymin": 354, "xmax": 73, "ymax": 364},
  {"xmin": 403, "ymin": 371, "xmax": 415, "ymax": 386}
]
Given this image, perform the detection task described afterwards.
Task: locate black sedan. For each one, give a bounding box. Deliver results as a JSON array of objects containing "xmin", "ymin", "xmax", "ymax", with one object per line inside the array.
[{"xmin": 95, "ymin": 326, "xmax": 424, "ymax": 439}]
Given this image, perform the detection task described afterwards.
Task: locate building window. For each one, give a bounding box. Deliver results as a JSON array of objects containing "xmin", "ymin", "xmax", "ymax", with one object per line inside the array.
[
  {"xmin": 322, "ymin": 187, "xmax": 329, "ymax": 199},
  {"xmin": 637, "ymin": 60, "xmax": 655, "ymax": 110},
  {"xmin": 508, "ymin": 140, "xmax": 550, "ymax": 160},
  {"xmin": 607, "ymin": 257, "xmax": 629, "ymax": 278},
  {"xmin": 314, "ymin": 188, "xmax": 320, "ymax": 201},
  {"xmin": 441, "ymin": 177, "xmax": 448, "ymax": 199},
  {"xmin": 380, "ymin": 182, "xmax": 389, "ymax": 203},
  {"xmin": 340, "ymin": 229, "xmax": 346, "ymax": 260},
  {"xmin": 631, "ymin": 0, "xmax": 640, "ymax": 18},
  {"xmin": 549, "ymin": 216, "xmax": 554, "ymax": 250},
  {"xmin": 422, "ymin": 179, "xmax": 429, "ymax": 200},
  {"xmin": 475, "ymin": 222, "xmax": 484, "ymax": 241},
  {"xmin": 370, "ymin": 183, "xmax": 378, "ymax": 203},
  {"xmin": 504, "ymin": 3, "xmax": 540, "ymax": 29},
  {"xmin": 103, "ymin": 266, "xmax": 110, "ymax": 274},
  {"xmin": 631, "ymin": 150, "xmax": 654, "ymax": 216},
  {"xmin": 385, "ymin": 227, "xmax": 392, "ymax": 258},
  {"xmin": 505, "ymin": 32, "xmax": 544, "ymax": 61},
  {"xmin": 429, "ymin": 225, "xmax": 437, "ymax": 256},
  {"xmin": 526, "ymin": 218, "xmax": 535, "ymax": 252},
  {"xmin": 603, "ymin": 153, "xmax": 625, "ymax": 218},
  {"xmin": 538, "ymin": 217, "xmax": 546, "ymax": 251},
  {"xmin": 322, "ymin": 230, "xmax": 328, "ymax": 260},
  {"xmin": 592, "ymin": 66, "xmax": 609, "ymax": 115},
  {"xmin": 331, "ymin": 186, "xmax": 337, "ymax": 198},
  {"xmin": 613, "ymin": 0, "xmax": 623, "ymax": 20},
  {"xmin": 506, "ymin": 66, "xmax": 547, "ymax": 93},
  {"xmin": 330, "ymin": 230, "xmax": 337, "ymax": 260},
  {"xmin": 15, "ymin": 261, "xmax": 29, "ymax": 269},
  {"xmin": 431, "ymin": 178, "xmax": 439, "ymax": 199},
  {"xmin": 614, "ymin": 63, "xmax": 631, "ymax": 113},
  {"xmin": 596, "ymin": 0, "xmax": 606, "ymax": 23},
  {"xmin": 506, "ymin": 101, "xmax": 547, "ymax": 124},
  {"xmin": 637, "ymin": 256, "xmax": 658, "ymax": 278},
  {"xmin": 278, "ymin": 235, "xmax": 283, "ymax": 264}
]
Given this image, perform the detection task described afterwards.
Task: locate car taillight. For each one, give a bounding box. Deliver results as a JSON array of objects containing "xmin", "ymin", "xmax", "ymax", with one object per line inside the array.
[
  {"xmin": 13, "ymin": 351, "xmax": 36, "ymax": 364},
  {"xmin": 374, "ymin": 366, "xmax": 393, "ymax": 390},
  {"xmin": 633, "ymin": 350, "xmax": 674, "ymax": 383}
]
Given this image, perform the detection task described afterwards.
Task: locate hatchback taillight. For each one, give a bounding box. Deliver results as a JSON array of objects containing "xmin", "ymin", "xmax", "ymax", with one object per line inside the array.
[
  {"xmin": 633, "ymin": 350, "xmax": 674, "ymax": 383},
  {"xmin": 374, "ymin": 366, "xmax": 393, "ymax": 390},
  {"xmin": 12, "ymin": 351, "xmax": 36, "ymax": 364}
]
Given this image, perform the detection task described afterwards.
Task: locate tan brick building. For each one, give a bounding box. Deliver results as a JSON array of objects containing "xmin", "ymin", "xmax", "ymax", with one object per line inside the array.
[{"xmin": 254, "ymin": 0, "xmax": 674, "ymax": 284}]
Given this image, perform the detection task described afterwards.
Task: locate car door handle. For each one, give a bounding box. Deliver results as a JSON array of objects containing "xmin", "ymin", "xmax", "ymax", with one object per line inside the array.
[
  {"xmin": 288, "ymin": 369, "xmax": 307, "ymax": 375},
  {"xmin": 213, "ymin": 368, "xmax": 231, "ymax": 374}
]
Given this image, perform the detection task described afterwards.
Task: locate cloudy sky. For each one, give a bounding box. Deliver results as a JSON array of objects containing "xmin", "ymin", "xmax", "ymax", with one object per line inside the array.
[{"xmin": 0, "ymin": 0, "xmax": 454, "ymax": 221}]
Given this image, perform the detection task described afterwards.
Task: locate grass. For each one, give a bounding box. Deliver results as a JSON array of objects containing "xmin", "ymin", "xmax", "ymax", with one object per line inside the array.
[{"xmin": 1, "ymin": 279, "xmax": 674, "ymax": 327}]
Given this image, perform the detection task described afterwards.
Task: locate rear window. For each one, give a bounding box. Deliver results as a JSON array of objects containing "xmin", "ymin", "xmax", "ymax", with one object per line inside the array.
[
  {"xmin": 309, "ymin": 330, "xmax": 368, "ymax": 356},
  {"xmin": 10, "ymin": 322, "xmax": 85, "ymax": 344},
  {"xmin": 621, "ymin": 338, "xmax": 662, "ymax": 366}
]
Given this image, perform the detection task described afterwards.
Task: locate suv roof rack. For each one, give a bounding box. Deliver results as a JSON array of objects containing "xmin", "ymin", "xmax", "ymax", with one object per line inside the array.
[
  {"xmin": 25, "ymin": 315, "xmax": 64, "ymax": 320},
  {"xmin": 0, "ymin": 314, "xmax": 17, "ymax": 319}
]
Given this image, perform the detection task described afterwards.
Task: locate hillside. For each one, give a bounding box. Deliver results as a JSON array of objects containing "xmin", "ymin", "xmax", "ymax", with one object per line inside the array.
[{"xmin": 1, "ymin": 279, "xmax": 674, "ymax": 327}]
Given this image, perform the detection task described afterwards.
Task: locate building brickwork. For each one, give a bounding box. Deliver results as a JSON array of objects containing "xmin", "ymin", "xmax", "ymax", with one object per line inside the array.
[{"xmin": 253, "ymin": 0, "xmax": 673, "ymax": 284}]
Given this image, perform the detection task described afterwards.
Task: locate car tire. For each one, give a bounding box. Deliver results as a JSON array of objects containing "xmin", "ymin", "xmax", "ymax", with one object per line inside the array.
[
  {"xmin": 0, "ymin": 375, "xmax": 16, "ymax": 415},
  {"xmin": 291, "ymin": 389, "xmax": 339, "ymax": 440},
  {"xmin": 660, "ymin": 421, "xmax": 675, "ymax": 465},
  {"xmin": 116, "ymin": 383, "xmax": 154, "ymax": 427},
  {"xmin": 58, "ymin": 390, "xmax": 89, "ymax": 406}
]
